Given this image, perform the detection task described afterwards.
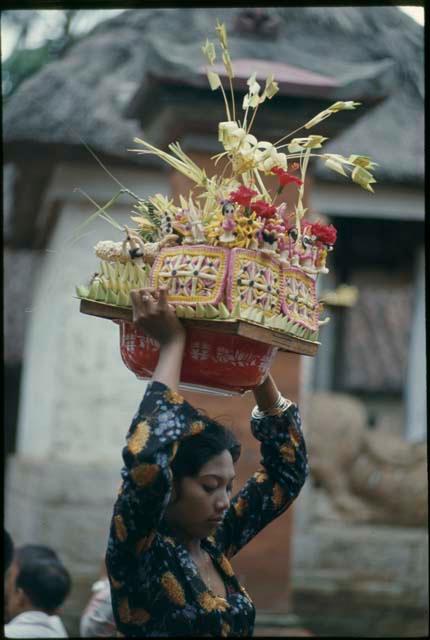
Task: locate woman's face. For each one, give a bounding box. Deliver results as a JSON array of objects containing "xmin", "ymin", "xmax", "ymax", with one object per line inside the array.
[{"xmin": 166, "ymin": 450, "xmax": 235, "ymax": 540}]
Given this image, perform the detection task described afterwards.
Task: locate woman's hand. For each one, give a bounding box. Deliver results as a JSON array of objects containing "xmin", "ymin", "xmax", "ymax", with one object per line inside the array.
[
  {"xmin": 130, "ymin": 287, "xmax": 186, "ymax": 347},
  {"xmin": 252, "ymin": 373, "xmax": 280, "ymax": 412},
  {"xmin": 130, "ymin": 287, "xmax": 186, "ymax": 390}
]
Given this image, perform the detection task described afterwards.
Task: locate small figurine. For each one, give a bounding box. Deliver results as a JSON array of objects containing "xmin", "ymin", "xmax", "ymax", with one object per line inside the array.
[
  {"xmin": 122, "ymin": 226, "xmax": 146, "ymax": 266},
  {"xmin": 182, "ymin": 206, "xmax": 206, "ymax": 244},
  {"xmin": 95, "ymin": 228, "xmax": 178, "ymax": 266},
  {"xmin": 260, "ymin": 221, "xmax": 278, "ymax": 255},
  {"xmin": 300, "ymin": 223, "xmax": 318, "ymax": 276},
  {"xmin": 287, "ymin": 226, "xmax": 302, "ymax": 266},
  {"xmin": 314, "ymin": 242, "xmax": 329, "ymax": 273},
  {"xmin": 311, "ymin": 222, "xmax": 337, "ymax": 274},
  {"xmin": 219, "ymin": 199, "xmax": 237, "ymax": 243}
]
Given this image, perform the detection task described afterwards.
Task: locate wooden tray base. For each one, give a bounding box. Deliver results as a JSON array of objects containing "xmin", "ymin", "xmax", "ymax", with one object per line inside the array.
[{"xmin": 79, "ymin": 298, "xmax": 320, "ymax": 356}]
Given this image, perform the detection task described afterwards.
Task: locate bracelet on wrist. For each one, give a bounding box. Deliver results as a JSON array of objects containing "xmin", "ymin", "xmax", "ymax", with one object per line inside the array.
[{"xmin": 251, "ymin": 393, "xmax": 292, "ymax": 420}]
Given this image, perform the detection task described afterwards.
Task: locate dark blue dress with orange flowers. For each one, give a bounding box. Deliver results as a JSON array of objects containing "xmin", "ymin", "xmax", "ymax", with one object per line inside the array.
[{"xmin": 105, "ymin": 381, "xmax": 308, "ymax": 637}]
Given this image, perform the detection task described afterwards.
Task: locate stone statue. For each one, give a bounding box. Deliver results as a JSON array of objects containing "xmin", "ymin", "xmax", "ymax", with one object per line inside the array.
[{"xmin": 304, "ymin": 392, "xmax": 427, "ymax": 527}]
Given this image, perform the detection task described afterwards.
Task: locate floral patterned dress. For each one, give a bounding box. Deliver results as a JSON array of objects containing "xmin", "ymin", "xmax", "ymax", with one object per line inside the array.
[{"xmin": 105, "ymin": 381, "xmax": 309, "ymax": 637}]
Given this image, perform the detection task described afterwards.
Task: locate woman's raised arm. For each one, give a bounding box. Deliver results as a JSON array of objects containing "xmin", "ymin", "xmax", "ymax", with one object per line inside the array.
[
  {"xmin": 214, "ymin": 369, "xmax": 309, "ymax": 558},
  {"xmin": 106, "ymin": 288, "xmax": 192, "ymax": 631}
]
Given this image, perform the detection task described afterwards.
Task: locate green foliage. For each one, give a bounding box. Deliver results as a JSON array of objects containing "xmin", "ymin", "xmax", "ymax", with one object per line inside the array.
[
  {"xmin": 2, "ymin": 9, "xmax": 78, "ymax": 103},
  {"xmin": 2, "ymin": 43, "xmax": 53, "ymax": 100}
]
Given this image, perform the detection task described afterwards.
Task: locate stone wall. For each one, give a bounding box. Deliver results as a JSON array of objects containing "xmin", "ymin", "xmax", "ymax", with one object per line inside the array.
[{"xmin": 291, "ymin": 520, "xmax": 428, "ymax": 636}]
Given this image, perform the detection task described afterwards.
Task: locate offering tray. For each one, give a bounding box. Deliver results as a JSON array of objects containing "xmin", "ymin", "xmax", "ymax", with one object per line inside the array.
[{"xmin": 79, "ymin": 298, "xmax": 320, "ymax": 356}]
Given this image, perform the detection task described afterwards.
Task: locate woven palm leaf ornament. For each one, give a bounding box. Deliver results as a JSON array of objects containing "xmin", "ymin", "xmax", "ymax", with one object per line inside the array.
[{"xmin": 76, "ymin": 20, "xmax": 377, "ymax": 347}]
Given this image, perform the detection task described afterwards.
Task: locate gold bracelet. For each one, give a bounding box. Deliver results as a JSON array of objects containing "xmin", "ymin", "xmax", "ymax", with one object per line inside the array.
[{"xmin": 251, "ymin": 393, "xmax": 292, "ymax": 420}]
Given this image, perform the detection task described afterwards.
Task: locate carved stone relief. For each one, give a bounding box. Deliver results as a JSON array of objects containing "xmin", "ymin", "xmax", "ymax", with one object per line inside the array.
[{"xmin": 305, "ymin": 392, "xmax": 427, "ymax": 526}]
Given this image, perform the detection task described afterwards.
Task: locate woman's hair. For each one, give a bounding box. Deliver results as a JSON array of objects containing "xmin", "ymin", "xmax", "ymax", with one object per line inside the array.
[{"xmin": 171, "ymin": 418, "xmax": 241, "ymax": 480}]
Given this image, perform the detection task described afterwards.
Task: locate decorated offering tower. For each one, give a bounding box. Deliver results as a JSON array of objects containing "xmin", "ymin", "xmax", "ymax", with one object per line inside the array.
[{"xmin": 77, "ymin": 21, "xmax": 376, "ymax": 394}]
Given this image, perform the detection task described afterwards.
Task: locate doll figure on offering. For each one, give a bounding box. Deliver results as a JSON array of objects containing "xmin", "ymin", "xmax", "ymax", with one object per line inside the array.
[{"xmin": 219, "ymin": 200, "xmax": 237, "ymax": 243}]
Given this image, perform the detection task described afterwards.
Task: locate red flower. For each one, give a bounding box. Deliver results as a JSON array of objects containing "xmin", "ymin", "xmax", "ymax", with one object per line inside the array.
[
  {"xmin": 229, "ymin": 185, "xmax": 258, "ymax": 207},
  {"xmin": 311, "ymin": 222, "xmax": 337, "ymax": 245},
  {"xmin": 250, "ymin": 200, "xmax": 277, "ymax": 219},
  {"xmin": 272, "ymin": 166, "xmax": 303, "ymax": 187}
]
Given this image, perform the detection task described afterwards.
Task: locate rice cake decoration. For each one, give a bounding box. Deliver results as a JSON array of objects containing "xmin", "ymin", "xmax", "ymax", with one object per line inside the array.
[
  {"xmin": 227, "ymin": 249, "xmax": 283, "ymax": 325},
  {"xmin": 150, "ymin": 246, "xmax": 229, "ymax": 317}
]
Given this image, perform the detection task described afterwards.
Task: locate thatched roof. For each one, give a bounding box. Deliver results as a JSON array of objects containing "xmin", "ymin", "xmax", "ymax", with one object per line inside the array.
[{"xmin": 3, "ymin": 7, "xmax": 424, "ymax": 184}]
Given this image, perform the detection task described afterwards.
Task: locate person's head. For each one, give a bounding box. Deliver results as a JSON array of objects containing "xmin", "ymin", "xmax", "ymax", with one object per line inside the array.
[
  {"xmin": 15, "ymin": 544, "xmax": 59, "ymax": 566},
  {"xmin": 5, "ymin": 546, "xmax": 71, "ymax": 621},
  {"xmin": 165, "ymin": 418, "xmax": 241, "ymax": 541},
  {"xmin": 4, "ymin": 530, "xmax": 14, "ymax": 576}
]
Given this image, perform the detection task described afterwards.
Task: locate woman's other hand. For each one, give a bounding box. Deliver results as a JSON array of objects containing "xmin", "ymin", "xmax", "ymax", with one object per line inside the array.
[{"xmin": 252, "ymin": 373, "xmax": 280, "ymax": 412}]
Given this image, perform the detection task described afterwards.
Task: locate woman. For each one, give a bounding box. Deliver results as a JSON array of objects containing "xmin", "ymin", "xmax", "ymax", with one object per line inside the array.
[{"xmin": 105, "ymin": 287, "xmax": 309, "ymax": 637}]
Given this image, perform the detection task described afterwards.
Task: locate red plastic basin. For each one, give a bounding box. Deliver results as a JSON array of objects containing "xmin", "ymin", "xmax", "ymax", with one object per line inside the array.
[{"xmin": 118, "ymin": 320, "xmax": 277, "ymax": 395}]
